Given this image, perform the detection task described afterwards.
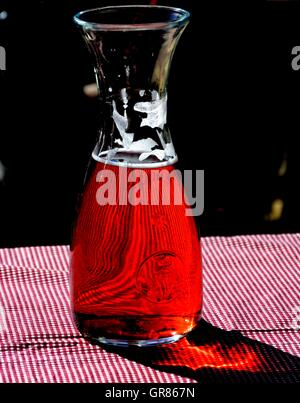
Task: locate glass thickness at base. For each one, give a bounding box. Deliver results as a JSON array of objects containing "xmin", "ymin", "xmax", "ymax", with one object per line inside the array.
[{"xmin": 74, "ymin": 312, "xmax": 201, "ymax": 347}]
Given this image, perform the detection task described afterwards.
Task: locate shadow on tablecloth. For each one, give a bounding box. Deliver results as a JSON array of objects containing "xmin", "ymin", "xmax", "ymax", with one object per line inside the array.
[{"xmin": 99, "ymin": 320, "xmax": 300, "ymax": 384}]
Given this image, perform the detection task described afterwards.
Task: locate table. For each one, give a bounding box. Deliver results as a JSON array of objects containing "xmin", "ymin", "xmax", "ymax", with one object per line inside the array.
[{"xmin": 0, "ymin": 234, "xmax": 299, "ymax": 383}]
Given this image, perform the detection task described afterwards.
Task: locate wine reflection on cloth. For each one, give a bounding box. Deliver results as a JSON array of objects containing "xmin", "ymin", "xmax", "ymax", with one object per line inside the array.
[{"xmin": 100, "ymin": 320, "xmax": 300, "ymax": 383}]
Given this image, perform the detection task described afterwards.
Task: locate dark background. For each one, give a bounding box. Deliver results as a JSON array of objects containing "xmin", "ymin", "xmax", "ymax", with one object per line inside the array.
[{"xmin": 0, "ymin": 0, "xmax": 299, "ymax": 247}]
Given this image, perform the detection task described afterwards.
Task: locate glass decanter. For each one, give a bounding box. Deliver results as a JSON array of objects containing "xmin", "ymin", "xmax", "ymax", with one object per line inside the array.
[{"xmin": 70, "ymin": 5, "xmax": 202, "ymax": 347}]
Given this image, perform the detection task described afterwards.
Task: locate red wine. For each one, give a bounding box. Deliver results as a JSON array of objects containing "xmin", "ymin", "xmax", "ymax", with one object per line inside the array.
[{"xmin": 70, "ymin": 158, "xmax": 202, "ymax": 345}]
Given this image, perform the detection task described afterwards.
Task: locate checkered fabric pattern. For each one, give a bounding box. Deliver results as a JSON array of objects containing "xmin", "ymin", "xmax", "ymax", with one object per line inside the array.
[{"xmin": 0, "ymin": 234, "xmax": 299, "ymax": 383}]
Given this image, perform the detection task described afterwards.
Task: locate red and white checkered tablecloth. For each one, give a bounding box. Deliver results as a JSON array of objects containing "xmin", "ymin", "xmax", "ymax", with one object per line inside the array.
[{"xmin": 0, "ymin": 234, "xmax": 299, "ymax": 383}]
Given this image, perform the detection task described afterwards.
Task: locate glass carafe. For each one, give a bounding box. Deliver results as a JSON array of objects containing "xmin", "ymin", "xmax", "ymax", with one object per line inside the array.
[{"xmin": 70, "ymin": 5, "xmax": 202, "ymax": 347}]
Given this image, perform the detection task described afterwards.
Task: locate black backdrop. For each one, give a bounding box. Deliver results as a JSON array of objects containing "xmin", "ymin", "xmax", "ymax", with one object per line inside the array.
[{"xmin": 0, "ymin": 0, "xmax": 299, "ymax": 247}]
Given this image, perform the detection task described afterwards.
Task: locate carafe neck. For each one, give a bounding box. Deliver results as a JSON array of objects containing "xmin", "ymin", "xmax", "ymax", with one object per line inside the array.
[{"xmin": 75, "ymin": 6, "xmax": 190, "ymax": 166}]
